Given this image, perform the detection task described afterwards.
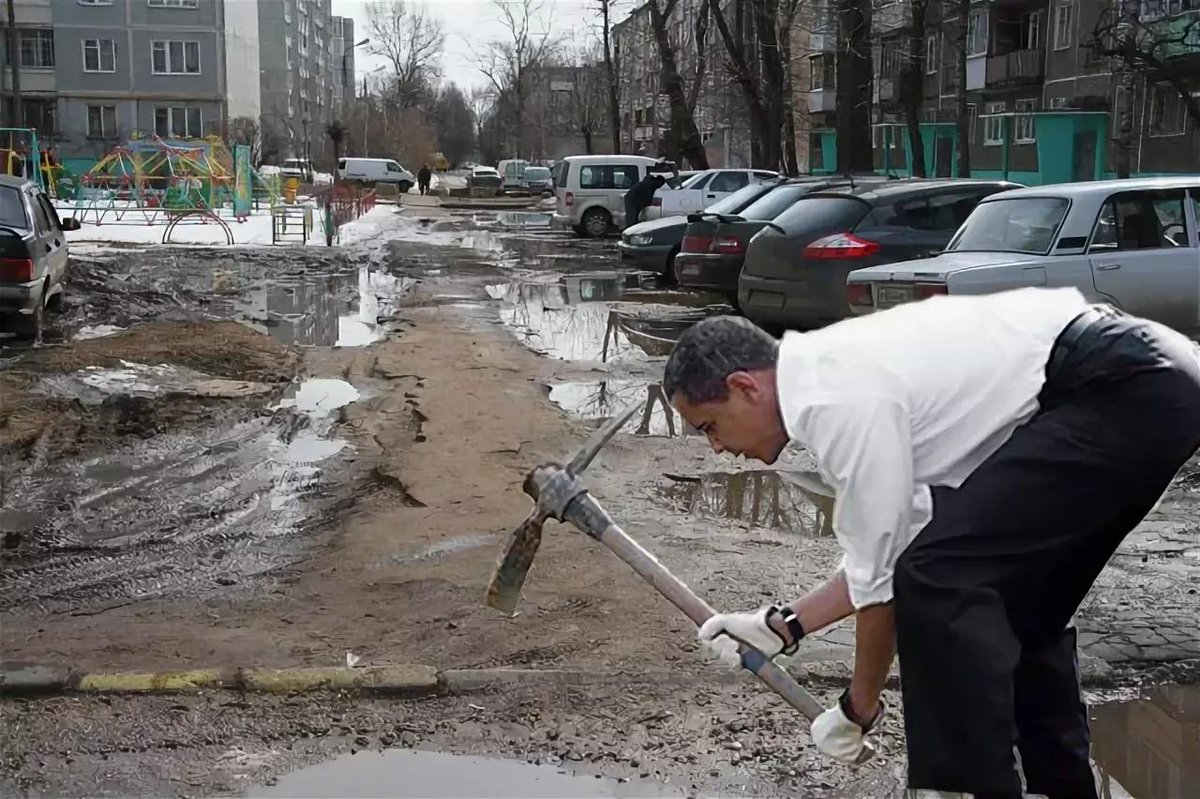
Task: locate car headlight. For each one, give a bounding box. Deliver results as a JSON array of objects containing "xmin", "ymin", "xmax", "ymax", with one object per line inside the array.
[{"xmin": 628, "ymin": 234, "xmax": 654, "ymax": 246}]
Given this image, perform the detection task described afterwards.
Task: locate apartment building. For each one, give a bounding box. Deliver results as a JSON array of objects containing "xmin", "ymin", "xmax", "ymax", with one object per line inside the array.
[
  {"xmin": 805, "ymin": 0, "xmax": 1199, "ymax": 180},
  {"xmin": 331, "ymin": 15, "xmax": 356, "ymax": 111}
]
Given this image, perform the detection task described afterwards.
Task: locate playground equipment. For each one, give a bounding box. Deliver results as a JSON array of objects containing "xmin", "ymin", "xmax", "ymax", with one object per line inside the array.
[{"xmin": 0, "ymin": 127, "xmax": 63, "ymax": 194}]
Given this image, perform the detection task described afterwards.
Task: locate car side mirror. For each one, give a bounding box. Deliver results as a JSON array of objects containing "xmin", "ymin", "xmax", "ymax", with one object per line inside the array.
[{"xmin": 61, "ymin": 217, "xmax": 82, "ymax": 231}]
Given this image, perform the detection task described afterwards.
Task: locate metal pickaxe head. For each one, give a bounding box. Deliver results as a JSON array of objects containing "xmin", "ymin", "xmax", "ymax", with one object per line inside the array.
[{"xmin": 485, "ymin": 404, "xmax": 640, "ymax": 614}]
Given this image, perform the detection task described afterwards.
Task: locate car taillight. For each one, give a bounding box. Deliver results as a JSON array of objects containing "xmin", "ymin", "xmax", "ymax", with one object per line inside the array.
[
  {"xmin": 803, "ymin": 233, "xmax": 881, "ymax": 259},
  {"xmin": 565, "ymin": 192, "xmax": 574, "ymax": 207},
  {"xmin": 847, "ymin": 283, "xmax": 873, "ymax": 308},
  {"xmin": 682, "ymin": 235, "xmax": 712, "ymax": 253},
  {"xmin": 915, "ymin": 283, "xmax": 947, "ymax": 299},
  {"xmin": 0, "ymin": 258, "xmax": 34, "ymax": 282},
  {"xmin": 713, "ymin": 236, "xmax": 744, "ymax": 254}
]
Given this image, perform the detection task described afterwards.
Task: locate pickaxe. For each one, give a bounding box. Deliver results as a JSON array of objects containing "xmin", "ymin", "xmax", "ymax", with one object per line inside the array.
[{"xmin": 485, "ymin": 404, "xmax": 873, "ymax": 762}]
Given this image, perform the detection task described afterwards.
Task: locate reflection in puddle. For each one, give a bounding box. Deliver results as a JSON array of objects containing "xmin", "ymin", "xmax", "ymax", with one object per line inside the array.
[
  {"xmin": 1090, "ymin": 684, "xmax": 1199, "ymax": 798},
  {"xmin": 387, "ymin": 532, "xmax": 499, "ymax": 565},
  {"xmin": 487, "ymin": 274, "xmax": 723, "ymax": 363},
  {"xmin": 251, "ymin": 747, "xmax": 677, "ymax": 798},
  {"xmin": 659, "ymin": 471, "xmax": 835, "ymax": 537},
  {"xmin": 548, "ymin": 380, "xmax": 695, "ymax": 438}
]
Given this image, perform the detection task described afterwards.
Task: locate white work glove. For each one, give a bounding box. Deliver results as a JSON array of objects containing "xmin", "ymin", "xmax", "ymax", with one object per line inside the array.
[
  {"xmin": 812, "ymin": 691, "xmax": 886, "ymax": 765},
  {"xmin": 697, "ymin": 607, "xmax": 789, "ymax": 665}
]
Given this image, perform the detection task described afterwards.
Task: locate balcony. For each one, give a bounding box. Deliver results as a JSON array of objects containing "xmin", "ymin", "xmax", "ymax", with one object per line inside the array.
[
  {"xmin": 809, "ymin": 88, "xmax": 836, "ymax": 113},
  {"xmin": 877, "ymin": 77, "xmax": 898, "ymax": 102},
  {"xmin": 874, "ymin": 1, "xmax": 911, "ymax": 32},
  {"xmin": 986, "ymin": 48, "xmax": 1044, "ymax": 84}
]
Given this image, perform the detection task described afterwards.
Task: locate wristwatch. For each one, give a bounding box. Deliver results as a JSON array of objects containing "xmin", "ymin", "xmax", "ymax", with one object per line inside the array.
[{"xmin": 766, "ymin": 605, "xmax": 806, "ymax": 655}]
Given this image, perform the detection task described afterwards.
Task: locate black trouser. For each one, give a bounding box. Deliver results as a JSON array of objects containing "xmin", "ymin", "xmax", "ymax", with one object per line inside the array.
[
  {"xmin": 624, "ymin": 197, "xmax": 645, "ymax": 230},
  {"xmin": 894, "ymin": 306, "xmax": 1200, "ymax": 798}
]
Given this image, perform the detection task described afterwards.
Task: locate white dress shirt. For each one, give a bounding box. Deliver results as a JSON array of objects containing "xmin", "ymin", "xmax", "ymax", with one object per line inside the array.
[{"xmin": 776, "ymin": 287, "xmax": 1090, "ymax": 608}]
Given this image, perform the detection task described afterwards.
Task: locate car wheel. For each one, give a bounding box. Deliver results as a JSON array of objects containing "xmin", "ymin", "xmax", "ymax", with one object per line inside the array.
[
  {"xmin": 662, "ymin": 247, "xmax": 681, "ymax": 287},
  {"xmin": 581, "ymin": 208, "xmax": 611, "ymax": 238},
  {"xmin": 397, "ymin": 181, "xmax": 413, "ymax": 194}
]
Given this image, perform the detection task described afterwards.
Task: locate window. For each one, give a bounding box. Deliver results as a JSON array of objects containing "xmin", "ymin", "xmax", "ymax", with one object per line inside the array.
[
  {"xmin": 82, "ymin": 39, "xmax": 116, "ymax": 72},
  {"xmin": 36, "ymin": 194, "xmax": 62, "ymax": 233},
  {"xmin": 1014, "ymin": 98, "xmax": 1037, "ymax": 143},
  {"xmin": 1148, "ymin": 86, "xmax": 1186, "ymax": 136},
  {"xmin": 967, "ymin": 103, "xmax": 979, "ymax": 141},
  {"xmin": 0, "ymin": 187, "xmax": 27, "ymax": 228},
  {"xmin": 578, "ymin": 165, "xmax": 640, "ymax": 190},
  {"xmin": 31, "ymin": 191, "xmax": 53, "ymax": 234},
  {"xmin": 1090, "ymin": 191, "xmax": 1188, "ymax": 251},
  {"xmin": 151, "ymin": 40, "xmax": 200, "ymax": 74},
  {"xmin": 968, "ymin": 10, "xmax": 989, "ymax": 56},
  {"xmin": 1049, "ymin": 96, "xmax": 1070, "ymax": 110},
  {"xmin": 984, "ymin": 102, "xmax": 1006, "ymax": 145},
  {"xmin": 1020, "ymin": 12, "xmax": 1041, "ymax": 50},
  {"xmin": 18, "ymin": 29, "xmax": 54, "ymax": 69},
  {"xmin": 148, "ymin": 0, "xmax": 199, "ymax": 7},
  {"xmin": 154, "ymin": 106, "xmax": 202, "ymax": 138},
  {"xmin": 709, "ymin": 172, "xmax": 750, "ymax": 193},
  {"xmin": 925, "ymin": 33, "xmax": 939, "ymax": 74},
  {"xmin": 79, "ymin": 0, "xmax": 114, "ymax": 5},
  {"xmin": 888, "ymin": 189, "xmax": 997, "ymax": 232},
  {"xmin": 951, "ymin": 197, "xmax": 1070, "ymax": 254},
  {"xmin": 386, "ymin": 162, "xmax": 403, "ymax": 173},
  {"xmin": 1053, "ymin": 1, "xmax": 1072, "ymax": 50},
  {"xmin": 22, "ymin": 99, "xmax": 56, "ymax": 134},
  {"xmin": 879, "ymin": 39, "xmax": 902, "ymax": 79},
  {"xmin": 87, "ymin": 105, "xmax": 117, "ymax": 138}
]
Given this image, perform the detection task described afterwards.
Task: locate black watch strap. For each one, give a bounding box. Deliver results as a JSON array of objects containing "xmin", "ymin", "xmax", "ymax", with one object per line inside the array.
[{"xmin": 766, "ymin": 605, "xmax": 805, "ymax": 656}]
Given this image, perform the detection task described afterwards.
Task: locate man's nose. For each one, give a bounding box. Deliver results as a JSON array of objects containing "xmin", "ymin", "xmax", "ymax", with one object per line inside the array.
[{"xmin": 707, "ymin": 432, "xmax": 725, "ymax": 454}]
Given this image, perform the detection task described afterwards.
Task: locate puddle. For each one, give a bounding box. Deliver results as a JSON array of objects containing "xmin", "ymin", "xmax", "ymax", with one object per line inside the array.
[
  {"xmin": 75, "ymin": 324, "xmax": 125, "ymax": 340},
  {"xmin": 487, "ymin": 274, "xmax": 725, "ymax": 363},
  {"xmin": 658, "ymin": 471, "xmax": 836, "ymax": 537},
  {"xmin": 250, "ymin": 748, "xmax": 677, "ymax": 798},
  {"xmin": 494, "ymin": 211, "xmax": 553, "ymax": 229},
  {"xmin": 276, "ymin": 378, "xmax": 360, "ymax": 420},
  {"xmin": 1088, "ymin": 684, "xmax": 1199, "ymax": 798},
  {"xmin": 385, "ymin": 532, "xmax": 499, "ymax": 566},
  {"xmin": 40, "ymin": 360, "xmax": 272, "ymax": 405},
  {"xmin": 548, "ymin": 381, "xmax": 694, "ymax": 438}
]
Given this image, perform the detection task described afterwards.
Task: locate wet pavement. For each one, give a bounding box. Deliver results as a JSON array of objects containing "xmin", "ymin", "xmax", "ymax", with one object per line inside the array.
[
  {"xmin": 658, "ymin": 471, "xmax": 836, "ymax": 538},
  {"xmin": 1090, "ymin": 684, "xmax": 1200, "ymax": 797},
  {"xmin": 248, "ymin": 748, "xmax": 678, "ymax": 798}
]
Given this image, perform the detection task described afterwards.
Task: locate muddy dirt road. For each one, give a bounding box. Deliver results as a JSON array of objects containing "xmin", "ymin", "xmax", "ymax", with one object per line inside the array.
[{"xmin": 2, "ymin": 206, "xmax": 1198, "ymax": 798}]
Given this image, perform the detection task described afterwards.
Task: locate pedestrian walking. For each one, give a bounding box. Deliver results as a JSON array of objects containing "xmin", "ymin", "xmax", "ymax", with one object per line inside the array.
[
  {"xmin": 664, "ymin": 288, "xmax": 1200, "ymax": 798},
  {"xmin": 417, "ymin": 164, "xmax": 432, "ymax": 196}
]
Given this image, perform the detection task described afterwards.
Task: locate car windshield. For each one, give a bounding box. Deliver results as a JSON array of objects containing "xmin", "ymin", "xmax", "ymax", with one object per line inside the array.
[
  {"xmin": 525, "ymin": 167, "xmax": 550, "ymax": 179},
  {"xmin": 0, "ymin": 187, "xmax": 27, "ymax": 228},
  {"xmin": 678, "ymin": 172, "xmax": 709, "ymax": 189},
  {"xmin": 949, "ymin": 197, "xmax": 1070, "ymax": 254},
  {"xmin": 739, "ymin": 184, "xmax": 817, "ymax": 220},
  {"xmin": 703, "ymin": 182, "xmax": 776, "ymax": 215}
]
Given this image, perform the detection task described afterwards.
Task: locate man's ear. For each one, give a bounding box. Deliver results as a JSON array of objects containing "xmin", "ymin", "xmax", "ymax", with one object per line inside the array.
[{"xmin": 726, "ymin": 371, "xmax": 759, "ymax": 397}]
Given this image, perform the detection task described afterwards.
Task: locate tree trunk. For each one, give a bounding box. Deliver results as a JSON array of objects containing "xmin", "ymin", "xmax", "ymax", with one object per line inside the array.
[
  {"xmin": 601, "ymin": 0, "xmax": 622, "ymax": 154},
  {"xmin": 6, "ymin": 0, "xmax": 21, "ymax": 128},
  {"xmin": 904, "ymin": 2, "xmax": 928, "ymax": 177},
  {"xmin": 711, "ymin": 0, "xmax": 772, "ymax": 167},
  {"xmin": 753, "ymin": 0, "xmax": 786, "ymax": 170},
  {"xmin": 780, "ymin": 2, "xmax": 800, "ymax": 175},
  {"xmin": 582, "ymin": 125, "xmax": 595, "ymax": 154},
  {"xmin": 954, "ymin": 0, "xmax": 971, "ymax": 177},
  {"xmin": 647, "ymin": 0, "xmax": 710, "ymax": 169},
  {"xmin": 835, "ymin": 0, "xmax": 873, "ymax": 172}
]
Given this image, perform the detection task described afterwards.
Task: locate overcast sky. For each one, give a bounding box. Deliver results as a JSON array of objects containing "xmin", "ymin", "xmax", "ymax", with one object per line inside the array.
[{"xmin": 330, "ymin": 0, "xmax": 616, "ymax": 92}]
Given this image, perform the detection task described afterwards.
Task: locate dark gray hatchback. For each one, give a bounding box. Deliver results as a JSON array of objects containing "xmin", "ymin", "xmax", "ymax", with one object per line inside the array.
[{"xmin": 738, "ymin": 179, "xmax": 1022, "ymax": 331}]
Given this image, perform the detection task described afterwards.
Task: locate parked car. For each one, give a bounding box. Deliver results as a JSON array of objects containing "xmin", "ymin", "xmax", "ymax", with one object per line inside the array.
[
  {"xmin": 551, "ymin": 154, "xmax": 668, "ymax": 238},
  {"xmin": 738, "ymin": 179, "xmax": 1022, "ymax": 331},
  {"xmin": 643, "ymin": 168, "xmax": 780, "ymax": 221},
  {"xmin": 617, "ymin": 179, "xmax": 785, "ymax": 277},
  {"xmin": 846, "ymin": 177, "xmax": 1200, "ymax": 336},
  {"xmin": 523, "ymin": 165, "xmax": 554, "ymax": 191},
  {"xmin": 497, "ymin": 159, "xmax": 529, "ymax": 191},
  {"xmin": 468, "ymin": 166, "xmax": 503, "ymax": 195},
  {"xmin": 0, "ymin": 175, "xmax": 81, "ymax": 337},
  {"xmin": 674, "ymin": 177, "xmax": 892, "ymax": 299},
  {"xmin": 337, "ymin": 158, "xmax": 416, "ymax": 192}
]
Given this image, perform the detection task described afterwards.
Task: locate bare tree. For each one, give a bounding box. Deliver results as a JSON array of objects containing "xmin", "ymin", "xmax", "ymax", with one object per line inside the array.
[
  {"xmin": 646, "ymin": 0, "xmax": 710, "ymax": 168},
  {"xmin": 835, "ymin": 0, "xmax": 873, "ymax": 172},
  {"xmin": 902, "ymin": 0, "xmax": 934, "ymax": 177},
  {"xmin": 949, "ymin": 0, "xmax": 971, "ymax": 177},
  {"xmin": 474, "ymin": 0, "xmax": 558, "ymax": 159},
  {"xmin": 567, "ymin": 59, "xmax": 610, "ymax": 154},
  {"xmin": 364, "ymin": 0, "xmax": 445, "ymax": 108},
  {"xmin": 1088, "ymin": 9, "xmax": 1200, "ymax": 144},
  {"xmin": 597, "ymin": 0, "xmax": 623, "ymax": 154}
]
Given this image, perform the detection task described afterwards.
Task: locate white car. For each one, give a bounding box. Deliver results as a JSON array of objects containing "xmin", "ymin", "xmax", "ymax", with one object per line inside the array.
[
  {"xmin": 277, "ymin": 158, "xmax": 313, "ymax": 182},
  {"xmin": 551, "ymin": 154, "xmax": 666, "ymax": 238},
  {"xmin": 336, "ymin": 157, "xmax": 416, "ymax": 192},
  {"xmin": 643, "ymin": 168, "xmax": 780, "ymax": 220}
]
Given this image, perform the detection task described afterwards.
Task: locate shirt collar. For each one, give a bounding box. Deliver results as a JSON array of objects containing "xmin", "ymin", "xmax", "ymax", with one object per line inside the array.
[{"xmin": 775, "ymin": 330, "xmax": 808, "ymax": 442}]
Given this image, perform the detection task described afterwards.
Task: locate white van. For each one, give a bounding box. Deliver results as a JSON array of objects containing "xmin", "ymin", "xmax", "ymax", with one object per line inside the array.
[
  {"xmin": 551, "ymin": 155, "xmax": 666, "ymax": 238},
  {"xmin": 497, "ymin": 159, "xmax": 528, "ymax": 191},
  {"xmin": 337, "ymin": 158, "xmax": 416, "ymax": 192}
]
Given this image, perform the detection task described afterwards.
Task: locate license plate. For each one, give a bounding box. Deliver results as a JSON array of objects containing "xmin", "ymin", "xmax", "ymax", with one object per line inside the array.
[
  {"xmin": 681, "ymin": 264, "xmax": 700, "ymax": 277},
  {"xmin": 876, "ymin": 285, "xmax": 913, "ymax": 308},
  {"xmin": 749, "ymin": 291, "xmax": 785, "ymax": 310}
]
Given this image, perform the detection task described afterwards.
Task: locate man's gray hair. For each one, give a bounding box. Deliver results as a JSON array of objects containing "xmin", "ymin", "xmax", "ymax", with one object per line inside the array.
[{"xmin": 662, "ymin": 315, "xmax": 780, "ymax": 403}]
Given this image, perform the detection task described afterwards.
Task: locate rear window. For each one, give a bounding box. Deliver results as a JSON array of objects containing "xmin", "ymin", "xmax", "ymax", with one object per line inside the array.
[
  {"xmin": 740, "ymin": 185, "xmax": 820, "ymax": 221},
  {"xmin": 0, "ymin": 187, "xmax": 27, "ymax": 229},
  {"xmin": 553, "ymin": 161, "xmax": 569, "ymax": 188},
  {"xmin": 705, "ymin": 182, "xmax": 776, "ymax": 215},
  {"xmin": 525, "ymin": 167, "xmax": 550, "ymax": 180},
  {"xmin": 579, "ymin": 164, "xmax": 640, "ymax": 190},
  {"xmin": 949, "ymin": 197, "xmax": 1070, "ymax": 255},
  {"xmin": 772, "ymin": 196, "xmax": 872, "ymax": 232}
]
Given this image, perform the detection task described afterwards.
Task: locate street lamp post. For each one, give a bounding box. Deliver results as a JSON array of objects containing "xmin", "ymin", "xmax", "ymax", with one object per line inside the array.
[
  {"xmin": 341, "ymin": 37, "xmax": 369, "ymax": 154},
  {"xmin": 302, "ymin": 116, "xmax": 310, "ymax": 182}
]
